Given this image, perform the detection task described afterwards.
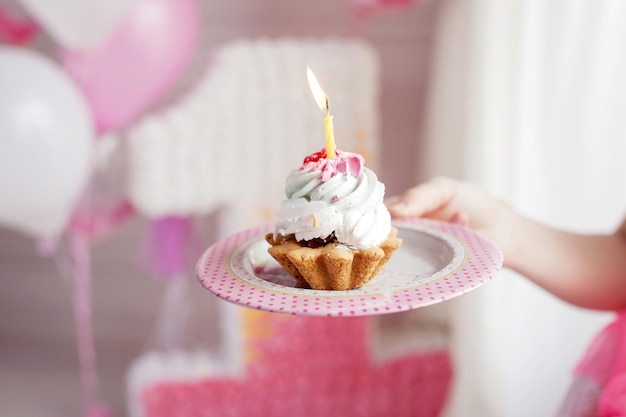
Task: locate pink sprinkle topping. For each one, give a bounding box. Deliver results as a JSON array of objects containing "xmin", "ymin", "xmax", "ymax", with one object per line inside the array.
[
  {"xmin": 302, "ymin": 148, "xmax": 332, "ymax": 164},
  {"xmin": 300, "ymin": 148, "xmax": 365, "ymax": 182}
]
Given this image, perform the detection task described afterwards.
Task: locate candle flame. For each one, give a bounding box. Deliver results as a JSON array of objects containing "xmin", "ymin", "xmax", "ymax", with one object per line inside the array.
[{"xmin": 306, "ymin": 66, "xmax": 328, "ymax": 113}]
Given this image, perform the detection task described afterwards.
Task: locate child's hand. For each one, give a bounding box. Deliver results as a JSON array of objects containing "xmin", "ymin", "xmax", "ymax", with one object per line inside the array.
[
  {"xmin": 387, "ymin": 177, "xmax": 626, "ymax": 310},
  {"xmin": 385, "ymin": 176, "xmax": 518, "ymax": 263}
]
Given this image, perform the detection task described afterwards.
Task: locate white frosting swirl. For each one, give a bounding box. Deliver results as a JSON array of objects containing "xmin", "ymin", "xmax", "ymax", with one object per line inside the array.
[
  {"xmin": 275, "ymin": 198, "xmax": 342, "ymax": 242},
  {"xmin": 276, "ymin": 150, "xmax": 392, "ymax": 250}
]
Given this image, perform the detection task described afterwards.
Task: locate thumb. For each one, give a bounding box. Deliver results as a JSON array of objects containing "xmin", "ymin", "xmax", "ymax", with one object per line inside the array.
[{"xmin": 386, "ymin": 177, "xmax": 458, "ymax": 218}]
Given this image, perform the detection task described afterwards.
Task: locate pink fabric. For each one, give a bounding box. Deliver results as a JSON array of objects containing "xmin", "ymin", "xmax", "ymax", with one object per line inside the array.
[
  {"xmin": 575, "ymin": 316, "xmax": 622, "ymax": 386},
  {"xmin": 598, "ymin": 311, "xmax": 626, "ymax": 416},
  {"xmin": 573, "ymin": 310, "xmax": 626, "ymax": 416},
  {"xmin": 599, "ymin": 374, "xmax": 626, "ymax": 416}
]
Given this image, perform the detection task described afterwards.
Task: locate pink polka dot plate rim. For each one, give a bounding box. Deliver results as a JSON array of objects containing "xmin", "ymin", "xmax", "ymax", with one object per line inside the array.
[{"xmin": 196, "ymin": 218, "xmax": 503, "ymax": 316}]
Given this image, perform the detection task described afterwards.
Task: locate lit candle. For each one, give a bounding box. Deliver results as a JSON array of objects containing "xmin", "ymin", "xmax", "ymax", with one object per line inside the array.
[{"xmin": 306, "ymin": 66, "xmax": 336, "ymax": 159}]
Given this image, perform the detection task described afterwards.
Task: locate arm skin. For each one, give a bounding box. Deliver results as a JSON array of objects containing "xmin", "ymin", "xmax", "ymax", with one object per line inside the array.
[{"xmin": 386, "ymin": 176, "xmax": 626, "ymax": 311}]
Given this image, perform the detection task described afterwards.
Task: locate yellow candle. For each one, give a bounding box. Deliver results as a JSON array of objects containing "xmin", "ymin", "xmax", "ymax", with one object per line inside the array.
[
  {"xmin": 307, "ymin": 67, "xmax": 336, "ymax": 159},
  {"xmin": 324, "ymin": 113, "xmax": 336, "ymax": 159}
]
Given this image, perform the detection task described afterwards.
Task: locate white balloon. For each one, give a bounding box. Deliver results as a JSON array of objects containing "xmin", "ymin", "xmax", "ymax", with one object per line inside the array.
[
  {"xmin": 0, "ymin": 47, "xmax": 94, "ymax": 238},
  {"xmin": 17, "ymin": 0, "xmax": 138, "ymax": 51}
]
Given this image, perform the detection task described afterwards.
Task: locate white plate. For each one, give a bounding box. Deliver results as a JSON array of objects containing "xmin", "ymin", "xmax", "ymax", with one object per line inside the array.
[{"xmin": 196, "ymin": 219, "xmax": 502, "ymax": 316}]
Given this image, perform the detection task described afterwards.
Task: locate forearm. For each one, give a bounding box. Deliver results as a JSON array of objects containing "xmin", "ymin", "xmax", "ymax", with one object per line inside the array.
[
  {"xmin": 386, "ymin": 178, "xmax": 626, "ymax": 310},
  {"xmin": 505, "ymin": 215, "xmax": 626, "ymax": 310}
]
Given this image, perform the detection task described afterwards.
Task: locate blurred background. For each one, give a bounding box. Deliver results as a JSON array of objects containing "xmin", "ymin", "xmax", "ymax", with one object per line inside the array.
[{"xmin": 1, "ymin": 0, "xmax": 625, "ymax": 416}]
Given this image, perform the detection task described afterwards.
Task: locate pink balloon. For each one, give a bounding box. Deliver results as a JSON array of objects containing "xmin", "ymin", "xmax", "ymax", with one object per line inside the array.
[
  {"xmin": 61, "ymin": 0, "xmax": 199, "ymax": 133},
  {"xmin": 0, "ymin": 6, "xmax": 39, "ymax": 45}
]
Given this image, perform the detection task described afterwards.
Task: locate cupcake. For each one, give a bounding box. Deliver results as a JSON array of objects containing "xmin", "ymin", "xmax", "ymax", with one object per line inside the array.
[{"xmin": 265, "ymin": 148, "xmax": 402, "ymax": 290}]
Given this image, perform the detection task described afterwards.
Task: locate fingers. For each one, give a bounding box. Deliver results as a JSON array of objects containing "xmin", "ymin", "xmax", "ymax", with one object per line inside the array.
[
  {"xmin": 386, "ymin": 176, "xmax": 458, "ymax": 218},
  {"xmin": 450, "ymin": 211, "xmax": 470, "ymax": 226}
]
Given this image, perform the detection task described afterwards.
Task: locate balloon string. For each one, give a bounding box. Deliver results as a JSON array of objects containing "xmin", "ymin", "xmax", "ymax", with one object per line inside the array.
[{"xmin": 69, "ymin": 234, "xmax": 111, "ymax": 417}]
